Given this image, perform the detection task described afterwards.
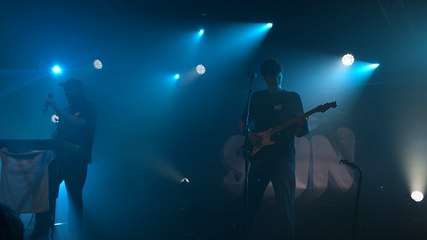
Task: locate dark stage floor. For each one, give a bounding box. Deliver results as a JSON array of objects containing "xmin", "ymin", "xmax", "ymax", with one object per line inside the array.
[{"xmin": 20, "ymin": 191, "xmax": 427, "ymax": 240}]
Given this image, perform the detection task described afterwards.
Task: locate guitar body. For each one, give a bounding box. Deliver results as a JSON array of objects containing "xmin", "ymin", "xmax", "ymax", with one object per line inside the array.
[{"xmin": 249, "ymin": 129, "xmax": 276, "ymax": 156}]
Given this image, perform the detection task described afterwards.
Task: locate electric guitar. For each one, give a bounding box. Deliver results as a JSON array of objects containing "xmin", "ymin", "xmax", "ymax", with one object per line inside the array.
[{"xmin": 248, "ymin": 101, "xmax": 337, "ymax": 156}]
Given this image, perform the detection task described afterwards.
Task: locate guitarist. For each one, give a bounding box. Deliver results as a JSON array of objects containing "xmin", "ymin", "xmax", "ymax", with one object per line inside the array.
[{"xmin": 240, "ymin": 58, "xmax": 308, "ymax": 240}]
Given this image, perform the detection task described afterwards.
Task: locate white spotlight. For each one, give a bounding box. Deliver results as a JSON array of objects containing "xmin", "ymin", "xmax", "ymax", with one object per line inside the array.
[
  {"xmin": 342, "ymin": 54, "xmax": 355, "ymax": 67},
  {"xmin": 51, "ymin": 114, "xmax": 59, "ymax": 123},
  {"xmin": 411, "ymin": 191, "xmax": 424, "ymax": 202},
  {"xmin": 93, "ymin": 59, "xmax": 103, "ymax": 70},
  {"xmin": 196, "ymin": 64, "xmax": 206, "ymax": 75},
  {"xmin": 266, "ymin": 23, "xmax": 273, "ymax": 28},
  {"xmin": 180, "ymin": 178, "xmax": 190, "ymax": 184}
]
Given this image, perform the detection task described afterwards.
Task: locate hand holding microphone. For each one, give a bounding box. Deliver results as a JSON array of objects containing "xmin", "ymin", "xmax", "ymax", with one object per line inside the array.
[
  {"xmin": 247, "ymin": 72, "xmax": 258, "ymax": 79},
  {"xmin": 43, "ymin": 93, "xmax": 54, "ymax": 113}
]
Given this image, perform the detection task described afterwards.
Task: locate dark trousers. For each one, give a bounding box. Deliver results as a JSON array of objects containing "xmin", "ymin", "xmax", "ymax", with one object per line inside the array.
[
  {"xmin": 246, "ymin": 157, "xmax": 295, "ymax": 240},
  {"xmin": 34, "ymin": 152, "xmax": 88, "ymax": 236}
]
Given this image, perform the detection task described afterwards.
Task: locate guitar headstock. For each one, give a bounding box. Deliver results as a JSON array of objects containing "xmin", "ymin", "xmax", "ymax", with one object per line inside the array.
[
  {"xmin": 316, "ymin": 101, "xmax": 337, "ymax": 113},
  {"xmin": 304, "ymin": 101, "xmax": 338, "ymax": 118}
]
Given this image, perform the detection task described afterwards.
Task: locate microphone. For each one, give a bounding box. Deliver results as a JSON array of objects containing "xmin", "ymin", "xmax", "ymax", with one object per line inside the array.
[
  {"xmin": 247, "ymin": 72, "xmax": 258, "ymax": 79},
  {"xmin": 339, "ymin": 159, "xmax": 359, "ymax": 170},
  {"xmin": 43, "ymin": 93, "xmax": 53, "ymax": 113}
]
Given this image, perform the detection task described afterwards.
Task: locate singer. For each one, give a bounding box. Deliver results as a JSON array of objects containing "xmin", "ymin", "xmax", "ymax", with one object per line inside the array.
[
  {"xmin": 239, "ymin": 58, "xmax": 308, "ymax": 240},
  {"xmin": 30, "ymin": 78, "xmax": 97, "ymax": 239}
]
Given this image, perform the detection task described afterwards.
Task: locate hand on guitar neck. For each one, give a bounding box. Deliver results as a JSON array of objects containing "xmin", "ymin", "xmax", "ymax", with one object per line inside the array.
[{"xmin": 248, "ymin": 131, "xmax": 263, "ymax": 147}]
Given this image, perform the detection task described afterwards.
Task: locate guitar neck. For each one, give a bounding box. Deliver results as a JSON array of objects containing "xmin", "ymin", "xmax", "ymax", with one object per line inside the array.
[
  {"xmin": 269, "ymin": 108, "xmax": 317, "ymax": 135},
  {"xmin": 303, "ymin": 107, "xmax": 321, "ymax": 118},
  {"xmin": 267, "ymin": 101, "xmax": 336, "ymax": 136}
]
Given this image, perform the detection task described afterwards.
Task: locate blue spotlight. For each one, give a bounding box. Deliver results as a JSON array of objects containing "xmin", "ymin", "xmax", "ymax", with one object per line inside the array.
[
  {"xmin": 174, "ymin": 74, "xmax": 180, "ymax": 80},
  {"xmin": 367, "ymin": 63, "xmax": 380, "ymax": 69},
  {"xmin": 257, "ymin": 22, "xmax": 274, "ymax": 32},
  {"xmin": 198, "ymin": 28, "xmax": 205, "ymax": 36},
  {"xmin": 51, "ymin": 65, "xmax": 62, "ymax": 75}
]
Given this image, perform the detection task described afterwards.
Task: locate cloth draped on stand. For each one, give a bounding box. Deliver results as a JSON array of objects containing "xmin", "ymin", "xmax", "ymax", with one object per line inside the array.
[{"xmin": 0, "ymin": 148, "xmax": 54, "ymax": 213}]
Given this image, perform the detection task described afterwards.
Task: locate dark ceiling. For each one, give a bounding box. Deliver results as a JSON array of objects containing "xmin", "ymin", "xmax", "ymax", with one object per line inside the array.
[{"xmin": 0, "ymin": 0, "xmax": 426, "ymax": 81}]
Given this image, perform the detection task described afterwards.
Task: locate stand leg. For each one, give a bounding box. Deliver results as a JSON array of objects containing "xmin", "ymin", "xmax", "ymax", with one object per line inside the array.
[{"xmin": 351, "ymin": 169, "xmax": 363, "ymax": 240}]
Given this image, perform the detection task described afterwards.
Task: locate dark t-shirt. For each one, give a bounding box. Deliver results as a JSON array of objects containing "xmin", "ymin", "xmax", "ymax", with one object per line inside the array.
[
  {"xmin": 244, "ymin": 89, "xmax": 304, "ymax": 161},
  {"xmin": 56, "ymin": 98, "xmax": 96, "ymax": 164}
]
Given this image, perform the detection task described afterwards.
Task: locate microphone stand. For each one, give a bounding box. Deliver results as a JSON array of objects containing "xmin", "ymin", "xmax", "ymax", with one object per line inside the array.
[
  {"xmin": 340, "ymin": 160, "xmax": 363, "ymax": 240},
  {"xmin": 243, "ymin": 73, "xmax": 255, "ymax": 240}
]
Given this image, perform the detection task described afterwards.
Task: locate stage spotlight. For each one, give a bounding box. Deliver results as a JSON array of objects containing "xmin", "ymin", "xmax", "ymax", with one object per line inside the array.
[
  {"xmin": 174, "ymin": 74, "xmax": 180, "ymax": 80},
  {"xmin": 180, "ymin": 178, "xmax": 190, "ymax": 184},
  {"xmin": 51, "ymin": 114, "xmax": 59, "ymax": 123},
  {"xmin": 93, "ymin": 59, "xmax": 103, "ymax": 70},
  {"xmin": 51, "ymin": 65, "xmax": 62, "ymax": 75},
  {"xmin": 196, "ymin": 64, "xmax": 206, "ymax": 75},
  {"xmin": 411, "ymin": 191, "xmax": 424, "ymax": 202},
  {"xmin": 367, "ymin": 63, "xmax": 380, "ymax": 69},
  {"xmin": 198, "ymin": 29, "xmax": 205, "ymax": 36},
  {"xmin": 342, "ymin": 54, "xmax": 354, "ymax": 67},
  {"xmin": 266, "ymin": 23, "xmax": 273, "ymax": 28}
]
